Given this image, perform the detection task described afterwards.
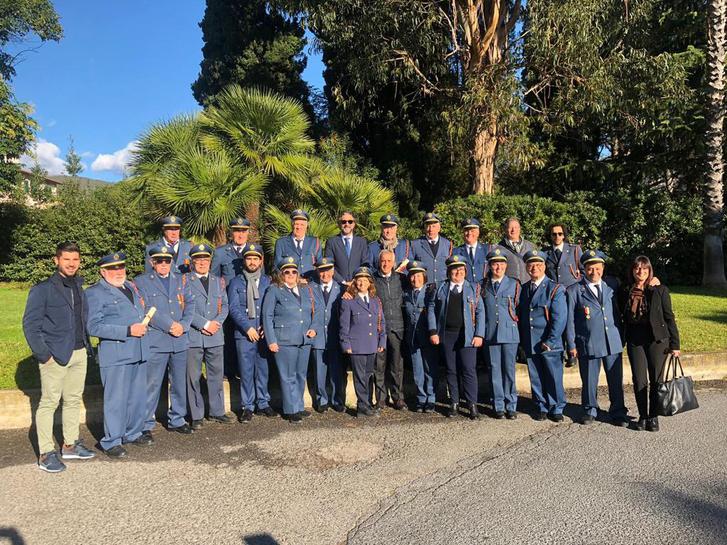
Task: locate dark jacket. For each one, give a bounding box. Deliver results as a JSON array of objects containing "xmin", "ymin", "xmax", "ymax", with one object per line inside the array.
[
  {"xmin": 23, "ymin": 272, "xmax": 90, "ymax": 365},
  {"xmin": 618, "ymin": 284, "xmax": 680, "ymax": 350},
  {"xmin": 372, "ymin": 271, "xmax": 406, "ymax": 333},
  {"xmin": 325, "ymin": 234, "xmax": 369, "ymax": 283}
]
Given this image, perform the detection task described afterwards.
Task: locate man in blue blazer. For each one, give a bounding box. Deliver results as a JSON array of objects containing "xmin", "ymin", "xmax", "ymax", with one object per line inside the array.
[
  {"xmin": 325, "ymin": 211, "xmax": 368, "ymax": 285},
  {"xmin": 85, "ymin": 252, "xmax": 151, "ymax": 459},
  {"xmin": 453, "ymin": 218, "xmax": 492, "ymax": 284},
  {"xmin": 186, "ymin": 244, "xmax": 231, "ymax": 429},
  {"xmin": 273, "ymin": 209, "xmax": 323, "ymax": 280},
  {"xmin": 544, "ymin": 223, "xmax": 583, "ymax": 289},
  {"xmin": 227, "ymin": 243, "xmax": 275, "ymax": 422},
  {"xmin": 211, "ymin": 217, "xmax": 251, "ymax": 283},
  {"xmin": 495, "ymin": 217, "xmax": 536, "ymax": 283},
  {"xmin": 412, "ymin": 212, "xmax": 453, "ymax": 285},
  {"xmin": 310, "ymin": 257, "xmax": 346, "ymax": 412},
  {"xmin": 144, "ymin": 215, "xmax": 193, "ymax": 274},
  {"xmin": 135, "ymin": 244, "xmax": 195, "ymax": 436},
  {"xmin": 428, "ymin": 255, "xmax": 486, "ymax": 419},
  {"xmin": 482, "ymin": 248, "xmax": 521, "ymax": 419},
  {"xmin": 367, "ymin": 214, "xmax": 411, "ymax": 272},
  {"xmin": 566, "ymin": 250, "xmax": 628, "ymax": 426},
  {"xmin": 518, "ymin": 250, "xmax": 567, "ymax": 421},
  {"xmin": 23, "ymin": 241, "xmax": 95, "ymax": 471}
]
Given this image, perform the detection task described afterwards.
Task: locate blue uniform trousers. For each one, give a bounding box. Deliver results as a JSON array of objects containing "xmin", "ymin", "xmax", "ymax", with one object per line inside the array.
[
  {"xmin": 442, "ymin": 330, "xmax": 478, "ymax": 405},
  {"xmin": 312, "ymin": 348, "xmax": 345, "ymax": 407},
  {"xmin": 273, "ymin": 345, "xmax": 311, "ymax": 415},
  {"xmin": 99, "ymin": 361, "xmax": 147, "ymax": 450},
  {"xmin": 488, "ymin": 343, "xmax": 519, "ymax": 413},
  {"xmin": 145, "ymin": 350, "xmax": 188, "ymax": 430},
  {"xmin": 410, "ymin": 341, "xmax": 438, "ymax": 406},
  {"xmin": 235, "ymin": 338, "xmax": 271, "ymax": 412},
  {"xmin": 186, "ymin": 345, "xmax": 225, "ymax": 421},
  {"xmin": 578, "ymin": 353, "xmax": 626, "ymax": 418},
  {"xmin": 350, "ymin": 353, "xmax": 376, "ymax": 411},
  {"xmin": 527, "ymin": 351, "xmax": 566, "ymax": 415}
]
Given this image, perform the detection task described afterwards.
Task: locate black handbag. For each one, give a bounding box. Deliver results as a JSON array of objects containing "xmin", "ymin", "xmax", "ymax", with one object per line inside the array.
[{"xmin": 656, "ymin": 355, "xmax": 699, "ymax": 416}]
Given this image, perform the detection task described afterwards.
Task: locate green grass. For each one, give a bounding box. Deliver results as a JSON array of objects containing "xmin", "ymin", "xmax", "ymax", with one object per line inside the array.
[{"xmin": 0, "ymin": 283, "xmax": 725, "ymax": 390}]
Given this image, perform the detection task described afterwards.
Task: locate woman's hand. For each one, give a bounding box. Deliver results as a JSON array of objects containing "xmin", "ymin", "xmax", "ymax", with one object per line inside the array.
[
  {"xmin": 345, "ymin": 348, "xmax": 353, "ymax": 354},
  {"xmin": 671, "ymin": 349, "xmax": 681, "ymax": 357},
  {"xmin": 430, "ymin": 334, "xmax": 440, "ymax": 345},
  {"xmin": 377, "ymin": 347, "xmax": 385, "ymax": 353}
]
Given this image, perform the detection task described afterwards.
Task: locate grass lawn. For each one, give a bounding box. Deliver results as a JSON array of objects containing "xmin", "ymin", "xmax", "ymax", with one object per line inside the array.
[{"xmin": 0, "ymin": 282, "xmax": 725, "ymax": 390}]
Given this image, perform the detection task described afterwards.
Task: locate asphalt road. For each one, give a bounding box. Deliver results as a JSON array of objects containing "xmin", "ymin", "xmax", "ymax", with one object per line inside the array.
[{"xmin": 0, "ymin": 384, "xmax": 724, "ymax": 545}]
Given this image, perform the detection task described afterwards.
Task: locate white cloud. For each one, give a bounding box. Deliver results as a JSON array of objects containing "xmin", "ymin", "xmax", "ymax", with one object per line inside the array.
[
  {"xmin": 20, "ymin": 139, "xmax": 68, "ymax": 175},
  {"xmin": 91, "ymin": 141, "xmax": 138, "ymax": 174}
]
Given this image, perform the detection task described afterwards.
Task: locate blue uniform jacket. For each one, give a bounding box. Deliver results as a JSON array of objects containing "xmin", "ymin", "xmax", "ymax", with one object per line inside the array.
[
  {"xmin": 310, "ymin": 281, "xmax": 344, "ymax": 350},
  {"xmin": 273, "ymin": 235, "xmax": 323, "ymax": 279},
  {"xmin": 566, "ymin": 279, "xmax": 623, "ymax": 358},
  {"xmin": 134, "ymin": 272, "xmax": 194, "ymax": 353},
  {"xmin": 544, "ymin": 242, "xmax": 584, "ymax": 288},
  {"xmin": 367, "ymin": 239, "xmax": 410, "ymax": 271},
  {"xmin": 453, "ymin": 242, "xmax": 493, "ymax": 284},
  {"xmin": 187, "ymin": 274, "xmax": 228, "ymax": 348},
  {"xmin": 85, "ymin": 279, "xmax": 150, "ymax": 367},
  {"xmin": 23, "ymin": 272, "xmax": 90, "ymax": 365},
  {"xmin": 324, "ymin": 235, "xmax": 369, "ymax": 283},
  {"xmin": 427, "ymin": 280, "xmax": 486, "ymax": 344},
  {"xmin": 402, "ymin": 285, "xmax": 432, "ymax": 349},
  {"xmin": 518, "ymin": 277, "xmax": 567, "ymax": 356},
  {"xmin": 144, "ymin": 238, "xmax": 193, "ymax": 274},
  {"xmin": 262, "ymin": 283, "xmax": 322, "ymax": 347},
  {"xmin": 339, "ymin": 295, "xmax": 387, "ymax": 354},
  {"xmin": 211, "ymin": 243, "xmax": 245, "ymax": 284},
  {"xmin": 411, "ymin": 236, "xmax": 453, "ymax": 284},
  {"xmin": 482, "ymin": 276, "xmax": 521, "ymax": 344},
  {"xmin": 228, "ymin": 273, "xmax": 272, "ymax": 340},
  {"xmin": 495, "ymin": 239, "xmax": 537, "ymax": 284}
]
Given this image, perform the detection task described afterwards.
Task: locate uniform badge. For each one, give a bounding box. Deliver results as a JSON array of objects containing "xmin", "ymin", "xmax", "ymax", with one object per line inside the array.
[
  {"xmin": 198, "ymin": 244, "xmax": 204, "ymax": 250},
  {"xmin": 590, "ymin": 250, "xmax": 596, "ymax": 256},
  {"xmin": 162, "ymin": 247, "xmax": 169, "ymax": 253},
  {"xmin": 113, "ymin": 253, "xmax": 119, "ymax": 260},
  {"xmin": 495, "ymin": 249, "xmax": 501, "ymax": 255},
  {"xmin": 288, "ymin": 257, "xmax": 294, "ymax": 263}
]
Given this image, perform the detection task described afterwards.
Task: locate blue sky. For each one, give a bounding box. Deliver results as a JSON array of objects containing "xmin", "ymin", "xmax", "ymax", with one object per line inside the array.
[{"xmin": 10, "ymin": 1, "xmax": 325, "ymax": 182}]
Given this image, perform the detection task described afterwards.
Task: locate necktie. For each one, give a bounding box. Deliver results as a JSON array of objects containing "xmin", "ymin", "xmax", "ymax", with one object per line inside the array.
[
  {"xmin": 493, "ymin": 281, "xmax": 500, "ymax": 295},
  {"xmin": 235, "ymin": 246, "xmax": 242, "ymax": 257},
  {"xmin": 529, "ymin": 282, "xmax": 537, "ymax": 298},
  {"xmin": 290, "ymin": 287, "xmax": 300, "ymax": 302},
  {"xmin": 200, "ymin": 275, "xmax": 209, "ymax": 294},
  {"xmin": 323, "ymin": 285, "xmax": 330, "ymax": 304},
  {"xmin": 554, "ymin": 248, "xmax": 562, "ymax": 262},
  {"xmin": 414, "ymin": 289, "xmax": 420, "ymax": 301},
  {"xmin": 344, "ymin": 237, "xmax": 351, "ymax": 257},
  {"xmin": 296, "ymin": 239, "xmax": 302, "ymax": 254},
  {"xmin": 469, "ymin": 246, "xmax": 474, "ymax": 262},
  {"xmin": 595, "ymin": 284, "xmax": 603, "ymax": 304},
  {"xmin": 452, "ymin": 284, "xmax": 460, "ymax": 295},
  {"xmin": 364, "ymin": 295, "xmax": 369, "ymax": 305},
  {"xmin": 430, "ymin": 240, "xmax": 437, "ymax": 253}
]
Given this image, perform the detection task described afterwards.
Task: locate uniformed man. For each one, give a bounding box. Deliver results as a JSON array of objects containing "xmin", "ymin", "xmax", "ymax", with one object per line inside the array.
[
  {"xmin": 518, "ymin": 250, "xmax": 567, "ymax": 422},
  {"xmin": 135, "ymin": 244, "xmax": 194, "ymax": 436},
  {"xmin": 85, "ymin": 252, "xmax": 151, "ymax": 458},
  {"xmin": 324, "ymin": 211, "xmax": 369, "ymax": 285},
  {"xmin": 566, "ymin": 250, "xmax": 628, "ymax": 426},
  {"xmin": 544, "ymin": 223, "xmax": 583, "ymax": 288},
  {"xmin": 453, "ymin": 218, "xmax": 492, "ymax": 285},
  {"xmin": 227, "ymin": 243, "xmax": 275, "ymax": 422},
  {"xmin": 310, "ymin": 257, "xmax": 346, "ymax": 413},
  {"xmin": 211, "ymin": 217, "xmax": 252, "ymax": 283},
  {"xmin": 186, "ymin": 244, "xmax": 231, "ymax": 429},
  {"xmin": 482, "ymin": 248, "xmax": 521, "ymax": 419},
  {"xmin": 367, "ymin": 214, "xmax": 411, "ymax": 272},
  {"xmin": 428, "ymin": 255, "xmax": 486, "ymax": 419},
  {"xmin": 273, "ymin": 209, "xmax": 323, "ymax": 280},
  {"xmin": 144, "ymin": 216, "xmax": 193, "ymax": 274},
  {"xmin": 412, "ymin": 212, "xmax": 453, "ymax": 285},
  {"xmin": 495, "ymin": 217, "xmax": 536, "ymax": 283}
]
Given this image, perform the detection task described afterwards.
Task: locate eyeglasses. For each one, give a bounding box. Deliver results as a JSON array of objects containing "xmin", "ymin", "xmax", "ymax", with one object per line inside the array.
[
  {"xmin": 340, "ymin": 220, "xmax": 355, "ymax": 225},
  {"xmin": 551, "ymin": 232, "xmax": 564, "ymax": 237},
  {"xmin": 154, "ymin": 257, "xmax": 173, "ymax": 264},
  {"xmin": 282, "ymin": 270, "xmax": 298, "ymax": 275}
]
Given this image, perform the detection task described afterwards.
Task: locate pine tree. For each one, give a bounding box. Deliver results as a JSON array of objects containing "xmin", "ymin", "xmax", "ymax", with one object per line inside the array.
[{"xmin": 64, "ymin": 136, "xmax": 83, "ymax": 178}]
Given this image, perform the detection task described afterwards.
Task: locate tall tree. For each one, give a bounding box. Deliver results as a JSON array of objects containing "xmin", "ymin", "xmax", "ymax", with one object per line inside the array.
[
  {"xmin": 64, "ymin": 136, "xmax": 83, "ymax": 178},
  {"xmin": 703, "ymin": 0, "xmax": 727, "ymax": 286},
  {"xmin": 192, "ymin": 0, "xmax": 313, "ymax": 117}
]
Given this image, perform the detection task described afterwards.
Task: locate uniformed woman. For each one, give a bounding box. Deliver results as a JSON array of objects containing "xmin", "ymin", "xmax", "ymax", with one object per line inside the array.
[
  {"xmin": 262, "ymin": 257, "xmax": 322, "ymax": 423},
  {"xmin": 339, "ymin": 266, "xmax": 387, "ymax": 417}
]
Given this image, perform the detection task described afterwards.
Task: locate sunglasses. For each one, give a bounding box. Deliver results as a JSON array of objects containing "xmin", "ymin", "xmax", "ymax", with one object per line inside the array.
[
  {"xmin": 105, "ymin": 264, "xmax": 126, "ymax": 271},
  {"xmin": 154, "ymin": 257, "xmax": 173, "ymax": 264},
  {"xmin": 340, "ymin": 220, "xmax": 355, "ymax": 225},
  {"xmin": 551, "ymin": 232, "xmax": 564, "ymax": 237},
  {"xmin": 282, "ymin": 270, "xmax": 298, "ymax": 275}
]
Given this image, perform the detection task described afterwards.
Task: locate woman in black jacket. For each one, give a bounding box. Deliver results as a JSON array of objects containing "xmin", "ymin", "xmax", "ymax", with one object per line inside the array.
[{"xmin": 619, "ymin": 256, "xmax": 680, "ymax": 432}]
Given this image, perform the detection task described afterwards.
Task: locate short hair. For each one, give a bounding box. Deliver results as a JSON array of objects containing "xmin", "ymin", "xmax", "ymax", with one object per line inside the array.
[
  {"xmin": 503, "ymin": 217, "xmax": 520, "ymax": 230},
  {"xmin": 548, "ymin": 222, "xmax": 569, "ymax": 238},
  {"xmin": 56, "ymin": 241, "xmax": 80, "ymax": 257},
  {"xmin": 378, "ymin": 249, "xmax": 395, "ymax": 261},
  {"xmin": 339, "ymin": 210, "xmax": 356, "ymax": 221}
]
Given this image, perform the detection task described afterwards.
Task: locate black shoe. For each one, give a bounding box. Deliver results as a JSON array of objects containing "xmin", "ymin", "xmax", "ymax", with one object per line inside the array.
[
  {"xmin": 645, "ymin": 416, "xmax": 660, "ymax": 432},
  {"xmin": 372, "ymin": 406, "xmax": 382, "ymax": 416},
  {"xmin": 191, "ymin": 419, "xmax": 204, "ymax": 430},
  {"xmin": 239, "ymin": 409, "xmax": 254, "ymax": 423},
  {"xmin": 208, "ymin": 414, "xmax": 233, "ymax": 424},
  {"xmin": 393, "ymin": 399, "xmax": 407, "ymax": 411},
  {"xmin": 468, "ymin": 404, "xmax": 482, "ymax": 420},
  {"xmin": 505, "ymin": 411, "xmax": 518, "ymax": 420},
  {"xmin": 424, "ymin": 403, "xmax": 435, "ymax": 413},
  {"xmin": 169, "ymin": 423, "xmax": 193, "ymax": 434},
  {"xmin": 634, "ymin": 417, "xmax": 647, "ymax": 431},
  {"xmin": 357, "ymin": 407, "xmax": 374, "ymax": 417},
  {"xmin": 610, "ymin": 416, "xmax": 629, "ymax": 428},
  {"xmin": 581, "ymin": 414, "xmax": 595, "ymax": 425},
  {"xmin": 288, "ymin": 413, "xmax": 303, "ymax": 424},
  {"xmin": 549, "ymin": 413, "xmax": 564, "ymax": 423},
  {"xmin": 315, "ymin": 404, "xmax": 329, "ymax": 414},
  {"xmin": 415, "ymin": 405, "xmax": 425, "ymax": 413},
  {"xmin": 105, "ymin": 445, "xmax": 127, "ymax": 459},
  {"xmin": 534, "ymin": 412, "xmax": 547, "ymax": 421},
  {"xmin": 494, "ymin": 411, "xmax": 505, "ymax": 420},
  {"xmin": 126, "ymin": 433, "xmax": 154, "ymax": 446},
  {"xmin": 447, "ymin": 404, "xmax": 459, "ymax": 418},
  {"xmin": 298, "ymin": 410, "xmax": 312, "ymax": 418},
  {"xmin": 258, "ymin": 406, "xmax": 276, "ymax": 417},
  {"xmin": 332, "ymin": 404, "xmax": 346, "ymax": 413}
]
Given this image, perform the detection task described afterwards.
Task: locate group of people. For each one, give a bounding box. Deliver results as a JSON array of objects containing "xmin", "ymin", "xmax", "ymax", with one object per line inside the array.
[{"xmin": 22, "ymin": 210, "xmax": 680, "ymax": 473}]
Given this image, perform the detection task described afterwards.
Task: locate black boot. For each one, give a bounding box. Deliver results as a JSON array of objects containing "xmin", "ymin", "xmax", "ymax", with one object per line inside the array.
[
  {"xmin": 447, "ymin": 403, "xmax": 459, "ymax": 418},
  {"xmin": 646, "ymin": 416, "xmax": 660, "ymax": 432},
  {"xmin": 469, "ymin": 403, "xmax": 481, "ymax": 420}
]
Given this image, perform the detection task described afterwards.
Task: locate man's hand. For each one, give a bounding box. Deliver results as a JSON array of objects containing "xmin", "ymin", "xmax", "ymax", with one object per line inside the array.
[
  {"xmin": 472, "ymin": 337, "xmax": 483, "ymax": 348},
  {"xmin": 130, "ymin": 323, "xmax": 147, "ymax": 337},
  {"xmin": 430, "ymin": 334, "xmax": 440, "ymax": 345},
  {"xmin": 671, "ymin": 349, "xmax": 681, "ymax": 357},
  {"xmin": 306, "ymin": 329, "xmax": 317, "ymax": 338},
  {"xmin": 342, "ymin": 291, "xmax": 353, "ymax": 300},
  {"xmin": 268, "ymin": 342, "xmax": 279, "ymax": 353},
  {"xmin": 377, "ymin": 346, "xmax": 384, "ymax": 353},
  {"xmin": 169, "ymin": 322, "xmax": 183, "ymax": 337},
  {"xmin": 206, "ymin": 321, "xmax": 221, "ymax": 335},
  {"xmin": 345, "ymin": 348, "xmax": 353, "ymax": 354},
  {"xmin": 569, "ymin": 348, "xmax": 578, "ymax": 359},
  {"xmin": 649, "ymin": 276, "xmax": 661, "ymax": 287},
  {"xmin": 539, "ymin": 342, "xmax": 551, "ymax": 352},
  {"xmin": 246, "ymin": 327, "xmax": 260, "ymax": 342}
]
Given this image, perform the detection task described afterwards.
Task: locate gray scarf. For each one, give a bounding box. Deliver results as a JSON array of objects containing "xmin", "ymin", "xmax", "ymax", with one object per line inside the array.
[
  {"xmin": 242, "ymin": 268, "xmax": 262, "ymax": 318},
  {"xmin": 379, "ymin": 236, "xmax": 399, "ymax": 252}
]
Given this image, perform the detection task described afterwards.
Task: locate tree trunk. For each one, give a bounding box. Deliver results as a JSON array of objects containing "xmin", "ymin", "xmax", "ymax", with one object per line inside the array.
[
  {"xmin": 472, "ymin": 121, "xmax": 497, "ymax": 195},
  {"xmin": 703, "ymin": 0, "xmax": 727, "ymax": 287}
]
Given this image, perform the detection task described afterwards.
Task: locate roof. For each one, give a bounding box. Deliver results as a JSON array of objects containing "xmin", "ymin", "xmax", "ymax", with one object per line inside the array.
[{"xmin": 20, "ymin": 169, "xmax": 112, "ymax": 191}]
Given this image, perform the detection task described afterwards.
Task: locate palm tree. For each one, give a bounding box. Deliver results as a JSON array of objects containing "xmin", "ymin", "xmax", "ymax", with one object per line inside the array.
[{"xmin": 704, "ymin": 0, "xmax": 727, "ymax": 287}]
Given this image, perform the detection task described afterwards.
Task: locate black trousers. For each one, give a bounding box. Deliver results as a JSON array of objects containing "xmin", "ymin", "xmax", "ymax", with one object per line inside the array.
[
  {"xmin": 626, "ymin": 327, "xmax": 669, "ymax": 418},
  {"xmin": 374, "ymin": 330, "xmax": 404, "ymax": 404},
  {"xmin": 350, "ymin": 353, "xmax": 376, "ymax": 411},
  {"xmin": 441, "ymin": 329, "xmax": 478, "ymax": 405}
]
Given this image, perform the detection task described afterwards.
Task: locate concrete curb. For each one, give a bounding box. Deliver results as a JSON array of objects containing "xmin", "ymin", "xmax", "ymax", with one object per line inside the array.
[{"xmin": 1, "ymin": 351, "xmax": 724, "ymax": 430}]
